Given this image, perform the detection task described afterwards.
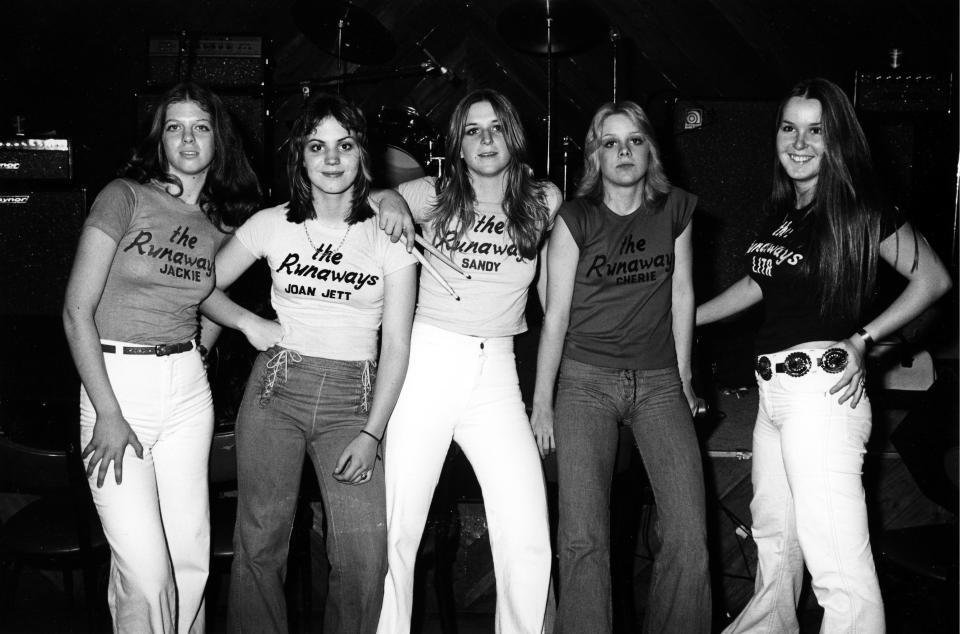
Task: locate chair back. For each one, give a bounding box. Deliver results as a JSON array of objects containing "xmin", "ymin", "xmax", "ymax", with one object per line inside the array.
[
  {"xmin": 209, "ymin": 428, "xmax": 237, "ymax": 485},
  {"xmin": 0, "ymin": 435, "xmax": 75, "ymax": 495}
]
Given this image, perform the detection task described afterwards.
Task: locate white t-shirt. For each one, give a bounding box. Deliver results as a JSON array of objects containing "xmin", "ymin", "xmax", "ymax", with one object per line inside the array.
[
  {"xmin": 398, "ymin": 177, "xmax": 560, "ymax": 337},
  {"xmin": 234, "ymin": 204, "xmax": 416, "ymax": 359}
]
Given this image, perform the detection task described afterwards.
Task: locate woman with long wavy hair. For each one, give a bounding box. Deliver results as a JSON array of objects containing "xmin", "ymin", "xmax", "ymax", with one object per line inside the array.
[
  {"xmin": 698, "ymin": 77, "xmax": 952, "ymax": 632},
  {"xmin": 377, "ymin": 89, "xmax": 562, "ymax": 634},
  {"xmin": 63, "ymin": 81, "xmax": 260, "ymax": 632},
  {"xmin": 531, "ymin": 100, "xmax": 711, "ymax": 633}
]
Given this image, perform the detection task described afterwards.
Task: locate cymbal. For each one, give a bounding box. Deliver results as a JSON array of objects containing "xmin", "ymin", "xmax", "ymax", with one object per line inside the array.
[
  {"xmin": 293, "ymin": 0, "xmax": 396, "ymax": 65},
  {"xmin": 497, "ymin": 0, "xmax": 607, "ymax": 56}
]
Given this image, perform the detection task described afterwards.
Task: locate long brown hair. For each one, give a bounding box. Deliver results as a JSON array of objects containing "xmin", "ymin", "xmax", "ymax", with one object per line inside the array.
[
  {"xmin": 430, "ymin": 89, "xmax": 550, "ymax": 260},
  {"xmin": 771, "ymin": 78, "xmax": 904, "ymax": 321},
  {"xmin": 122, "ymin": 82, "xmax": 261, "ymax": 230}
]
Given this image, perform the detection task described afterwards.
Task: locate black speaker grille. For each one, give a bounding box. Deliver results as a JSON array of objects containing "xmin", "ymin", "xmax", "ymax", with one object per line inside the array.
[{"xmin": 0, "ymin": 189, "xmax": 85, "ymax": 315}]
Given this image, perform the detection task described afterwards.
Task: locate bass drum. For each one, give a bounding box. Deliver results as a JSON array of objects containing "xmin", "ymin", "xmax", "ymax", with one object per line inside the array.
[{"xmin": 369, "ymin": 106, "xmax": 442, "ymax": 187}]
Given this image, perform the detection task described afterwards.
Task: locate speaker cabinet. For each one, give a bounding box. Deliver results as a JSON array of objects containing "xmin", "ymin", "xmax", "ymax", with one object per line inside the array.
[
  {"xmin": 148, "ymin": 35, "xmax": 266, "ymax": 88},
  {"xmin": 666, "ymin": 100, "xmax": 778, "ymax": 385},
  {"xmin": 0, "ymin": 188, "xmax": 85, "ymax": 316},
  {"xmin": 668, "ymin": 100, "xmax": 778, "ymax": 296}
]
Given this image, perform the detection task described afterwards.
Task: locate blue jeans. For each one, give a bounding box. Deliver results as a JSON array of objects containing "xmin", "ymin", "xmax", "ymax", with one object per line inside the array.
[
  {"xmin": 228, "ymin": 347, "xmax": 387, "ymax": 634},
  {"xmin": 554, "ymin": 358, "xmax": 711, "ymax": 634}
]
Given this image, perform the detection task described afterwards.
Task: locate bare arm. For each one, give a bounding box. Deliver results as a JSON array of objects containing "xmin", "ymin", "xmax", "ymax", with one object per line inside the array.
[
  {"xmin": 530, "ymin": 218, "xmax": 579, "ymax": 457},
  {"xmin": 830, "ymin": 222, "xmax": 953, "ymax": 406},
  {"xmin": 333, "ymin": 264, "xmax": 417, "ymax": 483},
  {"xmin": 200, "ymin": 235, "xmax": 282, "ymax": 351},
  {"xmin": 696, "ymin": 275, "xmax": 763, "ymax": 326},
  {"xmin": 671, "ymin": 220, "xmax": 697, "ymax": 413},
  {"xmin": 199, "ymin": 316, "xmax": 222, "ymax": 352},
  {"xmin": 536, "ymin": 239, "xmax": 549, "ymax": 315},
  {"xmin": 535, "ymin": 181, "xmax": 565, "ymax": 313},
  {"xmin": 62, "ymin": 226, "xmax": 143, "ymax": 487}
]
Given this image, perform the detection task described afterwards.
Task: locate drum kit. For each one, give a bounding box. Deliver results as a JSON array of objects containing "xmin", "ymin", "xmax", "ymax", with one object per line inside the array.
[{"xmin": 280, "ymin": 0, "xmax": 609, "ymax": 187}]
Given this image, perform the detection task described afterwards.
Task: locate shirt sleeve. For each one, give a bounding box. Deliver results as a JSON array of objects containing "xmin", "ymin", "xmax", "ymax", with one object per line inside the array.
[
  {"xmin": 881, "ymin": 205, "xmax": 907, "ymax": 239},
  {"xmin": 397, "ymin": 177, "xmax": 437, "ymax": 223},
  {"xmin": 671, "ymin": 188, "xmax": 698, "ymax": 238},
  {"xmin": 84, "ymin": 179, "xmax": 137, "ymax": 242},
  {"xmin": 233, "ymin": 206, "xmax": 281, "ymax": 258},
  {"xmin": 381, "ymin": 231, "xmax": 418, "ymax": 276},
  {"xmin": 557, "ymin": 199, "xmax": 587, "ymax": 247}
]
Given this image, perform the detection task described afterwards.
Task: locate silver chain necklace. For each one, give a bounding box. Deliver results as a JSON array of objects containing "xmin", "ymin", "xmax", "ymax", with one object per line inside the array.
[{"xmin": 303, "ymin": 219, "xmax": 352, "ymax": 254}]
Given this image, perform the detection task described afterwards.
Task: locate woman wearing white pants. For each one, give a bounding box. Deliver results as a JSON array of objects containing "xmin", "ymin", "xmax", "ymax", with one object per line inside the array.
[
  {"xmin": 697, "ymin": 78, "xmax": 952, "ymax": 632},
  {"xmin": 63, "ymin": 82, "xmax": 260, "ymax": 632},
  {"xmin": 377, "ymin": 89, "xmax": 562, "ymax": 634}
]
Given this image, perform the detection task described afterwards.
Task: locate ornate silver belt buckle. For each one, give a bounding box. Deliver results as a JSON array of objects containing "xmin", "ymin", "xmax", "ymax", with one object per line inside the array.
[
  {"xmin": 783, "ymin": 352, "xmax": 812, "ymax": 377},
  {"xmin": 819, "ymin": 348, "xmax": 848, "ymax": 374},
  {"xmin": 755, "ymin": 356, "xmax": 773, "ymax": 381}
]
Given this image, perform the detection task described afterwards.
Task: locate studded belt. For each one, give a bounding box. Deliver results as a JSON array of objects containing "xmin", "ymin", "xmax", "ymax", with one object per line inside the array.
[
  {"xmin": 101, "ymin": 341, "xmax": 195, "ymax": 356},
  {"xmin": 755, "ymin": 348, "xmax": 848, "ymax": 381}
]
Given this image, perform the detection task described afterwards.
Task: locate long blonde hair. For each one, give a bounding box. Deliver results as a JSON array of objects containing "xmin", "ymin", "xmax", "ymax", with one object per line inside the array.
[{"xmin": 575, "ymin": 101, "xmax": 671, "ymax": 210}]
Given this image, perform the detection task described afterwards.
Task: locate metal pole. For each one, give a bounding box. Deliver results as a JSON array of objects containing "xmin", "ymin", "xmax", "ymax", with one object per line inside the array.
[{"xmin": 545, "ymin": 0, "xmax": 552, "ymax": 177}]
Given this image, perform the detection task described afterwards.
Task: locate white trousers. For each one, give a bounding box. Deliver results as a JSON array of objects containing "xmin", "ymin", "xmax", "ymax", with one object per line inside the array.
[
  {"xmin": 80, "ymin": 340, "xmax": 213, "ymax": 634},
  {"xmin": 377, "ymin": 322, "xmax": 552, "ymax": 634},
  {"xmin": 725, "ymin": 349, "xmax": 885, "ymax": 634}
]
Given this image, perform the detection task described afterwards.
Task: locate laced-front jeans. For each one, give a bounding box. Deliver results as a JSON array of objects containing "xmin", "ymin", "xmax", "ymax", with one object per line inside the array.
[{"xmin": 228, "ymin": 346, "xmax": 386, "ymax": 634}]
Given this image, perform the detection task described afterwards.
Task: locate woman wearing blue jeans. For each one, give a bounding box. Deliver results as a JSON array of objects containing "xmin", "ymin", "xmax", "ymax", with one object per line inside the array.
[
  {"xmin": 531, "ymin": 101, "xmax": 711, "ymax": 633},
  {"xmin": 201, "ymin": 94, "xmax": 417, "ymax": 634}
]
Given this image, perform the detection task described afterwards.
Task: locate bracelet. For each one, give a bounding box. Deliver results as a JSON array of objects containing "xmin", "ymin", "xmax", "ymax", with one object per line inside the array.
[
  {"xmin": 855, "ymin": 328, "xmax": 874, "ymax": 347},
  {"xmin": 360, "ymin": 429, "xmax": 382, "ymax": 443}
]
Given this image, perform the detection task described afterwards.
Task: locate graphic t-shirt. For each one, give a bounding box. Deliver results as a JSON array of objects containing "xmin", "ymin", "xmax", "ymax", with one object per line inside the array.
[
  {"xmin": 398, "ymin": 177, "xmax": 560, "ymax": 337},
  {"xmin": 84, "ymin": 178, "xmax": 227, "ymax": 345},
  {"xmin": 234, "ymin": 204, "xmax": 416, "ymax": 360},
  {"xmin": 745, "ymin": 204, "xmax": 902, "ymax": 353},
  {"xmin": 560, "ymin": 187, "xmax": 697, "ymax": 370}
]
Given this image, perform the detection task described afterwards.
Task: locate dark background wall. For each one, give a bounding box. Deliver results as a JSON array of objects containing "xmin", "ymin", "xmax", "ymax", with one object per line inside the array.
[{"xmin": 0, "ymin": 0, "xmax": 957, "ymax": 433}]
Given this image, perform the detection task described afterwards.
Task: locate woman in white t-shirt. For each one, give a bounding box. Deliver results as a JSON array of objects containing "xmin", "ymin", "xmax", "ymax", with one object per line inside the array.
[
  {"xmin": 377, "ymin": 89, "xmax": 562, "ymax": 634},
  {"xmin": 201, "ymin": 94, "xmax": 417, "ymax": 634}
]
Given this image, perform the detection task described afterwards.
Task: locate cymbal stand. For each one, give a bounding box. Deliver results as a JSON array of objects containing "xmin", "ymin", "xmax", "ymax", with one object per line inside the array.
[
  {"xmin": 335, "ymin": 2, "xmax": 357, "ymax": 94},
  {"xmin": 428, "ymin": 139, "xmax": 445, "ymax": 178},
  {"xmin": 610, "ymin": 27, "xmax": 621, "ymax": 102},
  {"xmin": 545, "ymin": 0, "xmax": 553, "ymax": 177},
  {"xmin": 561, "ymin": 135, "xmax": 581, "ymax": 200}
]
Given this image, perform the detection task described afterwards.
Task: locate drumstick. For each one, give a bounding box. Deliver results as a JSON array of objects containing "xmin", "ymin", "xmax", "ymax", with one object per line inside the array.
[
  {"xmin": 414, "ymin": 235, "xmax": 471, "ymax": 279},
  {"xmin": 401, "ymin": 237, "xmax": 460, "ymax": 301}
]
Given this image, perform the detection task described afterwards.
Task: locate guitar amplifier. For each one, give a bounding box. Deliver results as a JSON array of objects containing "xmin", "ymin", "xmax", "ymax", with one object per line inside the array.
[
  {"xmin": 148, "ymin": 34, "xmax": 266, "ymax": 88},
  {"xmin": 854, "ymin": 72, "xmax": 954, "ymax": 113},
  {"xmin": 0, "ymin": 138, "xmax": 73, "ymax": 182}
]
